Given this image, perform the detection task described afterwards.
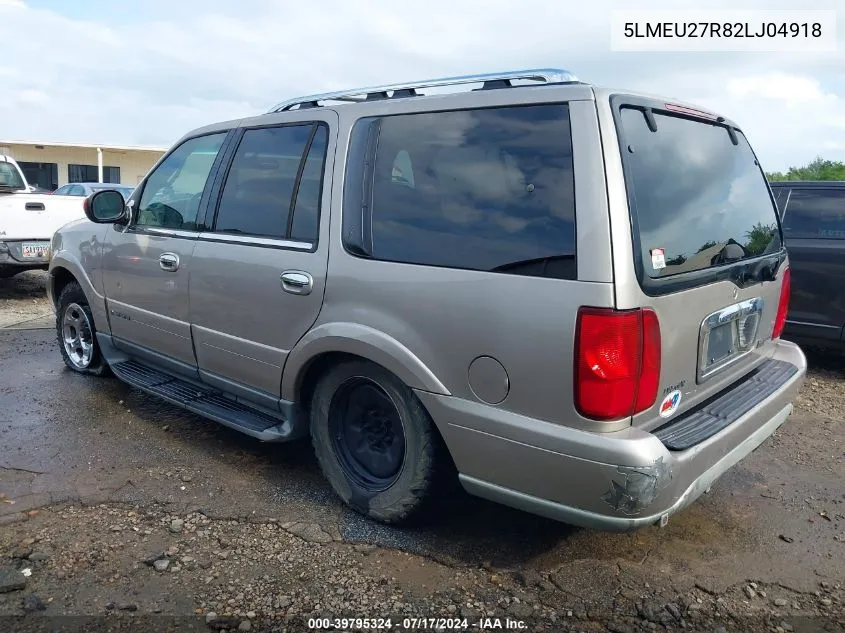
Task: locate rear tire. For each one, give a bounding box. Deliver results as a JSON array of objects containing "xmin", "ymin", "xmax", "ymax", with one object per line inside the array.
[
  {"xmin": 56, "ymin": 281, "xmax": 110, "ymax": 376},
  {"xmin": 310, "ymin": 360, "xmax": 444, "ymax": 524}
]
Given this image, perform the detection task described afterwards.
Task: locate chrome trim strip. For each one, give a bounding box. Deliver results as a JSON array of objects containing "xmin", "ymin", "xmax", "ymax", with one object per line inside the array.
[
  {"xmin": 785, "ymin": 319, "xmax": 841, "ymax": 329},
  {"xmin": 197, "ymin": 233, "xmax": 313, "ymax": 250},
  {"xmin": 134, "ymin": 227, "xmax": 200, "ymax": 239}
]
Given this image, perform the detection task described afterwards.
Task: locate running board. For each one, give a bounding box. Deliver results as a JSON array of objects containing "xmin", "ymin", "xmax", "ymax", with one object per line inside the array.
[{"xmin": 110, "ymin": 359, "xmax": 297, "ymax": 442}]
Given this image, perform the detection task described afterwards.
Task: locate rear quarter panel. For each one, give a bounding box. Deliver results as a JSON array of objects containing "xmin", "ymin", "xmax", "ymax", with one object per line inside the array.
[{"xmin": 283, "ymin": 86, "xmax": 622, "ymax": 433}]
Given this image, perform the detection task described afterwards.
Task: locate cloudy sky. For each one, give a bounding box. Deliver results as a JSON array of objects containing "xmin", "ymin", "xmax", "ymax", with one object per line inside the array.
[{"xmin": 1, "ymin": 0, "xmax": 842, "ymax": 172}]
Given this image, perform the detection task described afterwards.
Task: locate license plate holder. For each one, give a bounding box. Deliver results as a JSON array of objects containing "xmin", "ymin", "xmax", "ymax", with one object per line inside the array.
[
  {"xmin": 698, "ymin": 298, "xmax": 764, "ymax": 382},
  {"xmin": 706, "ymin": 322, "xmax": 735, "ymax": 365},
  {"xmin": 21, "ymin": 242, "xmax": 50, "ymax": 260}
]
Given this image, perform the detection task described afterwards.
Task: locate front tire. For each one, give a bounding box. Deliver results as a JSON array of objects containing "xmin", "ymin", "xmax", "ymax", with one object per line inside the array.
[
  {"xmin": 310, "ymin": 360, "xmax": 444, "ymax": 524},
  {"xmin": 56, "ymin": 281, "xmax": 110, "ymax": 376}
]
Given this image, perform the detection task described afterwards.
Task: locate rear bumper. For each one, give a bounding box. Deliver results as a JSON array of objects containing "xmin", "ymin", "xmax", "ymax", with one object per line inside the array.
[
  {"xmin": 0, "ymin": 240, "xmax": 51, "ymax": 271},
  {"xmin": 416, "ymin": 339, "xmax": 806, "ymax": 532}
]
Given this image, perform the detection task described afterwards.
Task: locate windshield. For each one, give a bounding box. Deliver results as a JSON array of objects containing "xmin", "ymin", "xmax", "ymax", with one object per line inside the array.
[
  {"xmin": 0, "ymin": 161, "xmax": 26, "ymax": 190},
  {"xmin": 617, "ymin": 106, "xmax": 782, "ymax": 279}
]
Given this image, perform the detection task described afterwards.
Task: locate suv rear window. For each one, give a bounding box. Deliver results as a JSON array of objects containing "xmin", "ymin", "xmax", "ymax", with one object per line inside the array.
[
  {"xmin": 617, "ymin": 106, "xmax": 782, "ymax": 281},
  {"xmin": 346, "ymin": 104, "xmax": 576, "ymax": 280},
  {"xmin": 782, "ymin": 188, "xmax": 845, "ymax": 239}
]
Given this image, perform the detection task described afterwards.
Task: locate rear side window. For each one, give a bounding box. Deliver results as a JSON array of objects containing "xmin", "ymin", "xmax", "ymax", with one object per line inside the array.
[
  {"xmin": 215, "ymin": 125, "xmax": 311, "ymax": 239},
  {"xmin": 290, "ymin": 125, "xmax": 328, "ymax": 242},
  {"xmin": 349, "ymin": 104, "xmax": 576, "ymax": 280},
  {"xmin": 617, "ymin": 107, "xmax": 782, "ymax": 280},
  {"xmin": 782, "ymin": 189, "xmax": 845, "ymax": 239}
]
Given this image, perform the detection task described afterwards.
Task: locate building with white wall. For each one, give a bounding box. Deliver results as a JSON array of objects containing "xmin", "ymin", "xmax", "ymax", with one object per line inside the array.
[{"xmin": 0, "ymin": 140, "xmax": 168, "ymax": 191}]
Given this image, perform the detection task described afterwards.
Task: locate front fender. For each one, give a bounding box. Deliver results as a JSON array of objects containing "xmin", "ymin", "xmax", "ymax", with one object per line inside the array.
[
  {"xmin": 49, "ymin": 233, "xmax": 109, "ymax": 334},
  {"xmin": 281, "ymin": 322, "xmax": 450, "ymax": 401}
]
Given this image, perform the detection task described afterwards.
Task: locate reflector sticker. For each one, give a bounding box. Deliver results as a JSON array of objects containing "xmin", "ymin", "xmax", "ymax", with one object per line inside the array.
[
  {"xmin": 659, "ymin": 389, "xmax": 682, "ymax": 418},
  {"xmin": 651, "ymin": 247, "xmax": 666, "ymax": 270}
]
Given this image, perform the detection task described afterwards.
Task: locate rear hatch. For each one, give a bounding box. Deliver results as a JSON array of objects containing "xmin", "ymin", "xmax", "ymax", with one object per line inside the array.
[{"xmin": 606, "ymin": 94, "xmax": 789, "ymax": 431}]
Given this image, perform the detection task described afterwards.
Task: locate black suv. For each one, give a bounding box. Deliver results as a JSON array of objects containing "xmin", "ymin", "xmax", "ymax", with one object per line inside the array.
[{"xmin": 770, "ymin": 181, "xmax": 845, "ymax": 352}]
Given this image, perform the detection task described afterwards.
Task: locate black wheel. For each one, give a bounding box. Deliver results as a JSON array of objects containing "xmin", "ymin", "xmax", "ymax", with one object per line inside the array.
[
  {"xmin": 56, "ymin": 281, "xmax": 110, "ymax": 376},
  {"xmin": 310, "ymin": 360, "xmax": 444, "ymax": 524}
]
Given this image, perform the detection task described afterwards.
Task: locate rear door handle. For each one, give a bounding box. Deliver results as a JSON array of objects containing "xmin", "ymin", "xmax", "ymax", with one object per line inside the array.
[
  {"xmin": 281, "ymin": 270, "xmax": 313, "ymax": 295},
  {"xmin": 159, "ymin": 252, "xmax": 180, "ymax": 272}
]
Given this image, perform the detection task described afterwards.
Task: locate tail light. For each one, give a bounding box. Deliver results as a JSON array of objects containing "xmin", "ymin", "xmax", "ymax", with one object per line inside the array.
[
  {"xmin": 575, "ymin": 307, "xmax": 661, "ymax": 421},
  {"xmin": 772, "ymin": 267, "xmax": 791, "ymax": 339}
]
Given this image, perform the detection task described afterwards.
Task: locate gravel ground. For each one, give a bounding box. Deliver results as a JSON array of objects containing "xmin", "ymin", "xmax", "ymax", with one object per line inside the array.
[
  {"xmin": 2, "ymin": 503, "xmax": 842, "ymax": 633},
  {"xmin": 1, "ymin": 272, "xmax": 843, "ymax": 633},
  {"xmin": 0, "ymin": 271, "xmax": 53, "ymax": 328}
]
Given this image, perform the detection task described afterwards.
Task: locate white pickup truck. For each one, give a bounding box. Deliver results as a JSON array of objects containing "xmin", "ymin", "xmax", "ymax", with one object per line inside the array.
[{"xmin": 1, "ymin": 155, "xmax": 86, "ymax": 278}]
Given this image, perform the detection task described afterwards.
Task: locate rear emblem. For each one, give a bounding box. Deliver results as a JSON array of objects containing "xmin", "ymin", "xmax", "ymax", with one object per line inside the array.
[{"xmin": 659, "ymin": 390, "xmax": 682, "ymax": 418}]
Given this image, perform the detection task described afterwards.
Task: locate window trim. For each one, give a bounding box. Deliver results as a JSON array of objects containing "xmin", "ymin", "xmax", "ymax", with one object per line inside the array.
[
  {"xmin": 610, "ymin": 94, "xmax": 787, "ymax": 297},
  {"xmin": 341, "ymin": 103, "xmax": 578, "ymax": 280},
  {"xmin": 205, "ymin": 121, "xmax": 329, "ymax": 253},
  {"xmin": 128, "ymin": 129, "xmax": 232, "ymax": 235}
]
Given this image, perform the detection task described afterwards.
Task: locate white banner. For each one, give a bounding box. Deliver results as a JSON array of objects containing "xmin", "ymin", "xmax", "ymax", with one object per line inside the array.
[{"xmin": 611, "ymin": 10, "xmax": 837, "ymax": 52}]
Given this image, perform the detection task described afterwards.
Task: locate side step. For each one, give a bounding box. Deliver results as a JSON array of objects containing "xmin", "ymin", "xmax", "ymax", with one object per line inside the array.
[{"xmin": 110, "ymin": 360, "xmax": 298, "ymax": 442}]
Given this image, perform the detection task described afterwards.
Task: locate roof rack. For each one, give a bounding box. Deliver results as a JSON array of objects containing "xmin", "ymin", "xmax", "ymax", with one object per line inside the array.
[{"xmin": 267, "ymin": 68, "xmax": 579, "ymax": 113}]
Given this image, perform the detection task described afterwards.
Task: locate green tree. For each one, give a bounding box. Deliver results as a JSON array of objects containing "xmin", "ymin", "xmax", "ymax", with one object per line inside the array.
[
  {"xmin": 744, "ymin": 222, "xmax": 776, "ymax": 255},
  {"xmin": 767, "ymin": 157, "xmax": 845, "ymax": 182}
]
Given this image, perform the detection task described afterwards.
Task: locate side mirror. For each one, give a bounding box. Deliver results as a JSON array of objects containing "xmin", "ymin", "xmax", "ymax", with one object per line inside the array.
[{"xmin": 84, "ymin": 190, "xmax": 128, "ymax": 224}]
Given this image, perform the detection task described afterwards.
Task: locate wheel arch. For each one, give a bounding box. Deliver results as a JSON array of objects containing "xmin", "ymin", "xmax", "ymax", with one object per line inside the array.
[
  {"xmin": 282, "ymin": 322, "xmax": 451, "ymax": 405},
  {"xmin": 49, "ymin": 266, "xmax": 78, "ymax": 309},
  {"xmin": 48, "ymin": 256, "xmax": 109, "ymax": 334}
]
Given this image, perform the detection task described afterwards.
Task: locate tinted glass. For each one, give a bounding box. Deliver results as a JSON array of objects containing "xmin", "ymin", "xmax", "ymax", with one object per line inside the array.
[
  {"xmin": 215, "ymin": 125, "xmax": 314, "ymax": 239},
  {"xmin": 366, "ymin": 105, "xmax": 576, "ymax": 279},
  {"xmin": 137, "ymin": 133, "xmax": 226, "ymax": 230},
  {"xmin": 68, "ymin": 164, "xmax": 98, "ymax": 183},
  {"xmin": 0, "ymin": 161, "xmax": 26, "ymax": 189},
  {"xmin": 103, "ymin": 166, "xmax": 121, "ymax": 183},
  {"xmin": 290, "ymin": 125, "xmax": 328, "ymax": 242},
  {"xmin": 782, "ymin": 189, "xmax": 845, "ymax": 239},
  {"xmin": 619, "ymin": 108, "xmax": 782, "ymax": 278}
]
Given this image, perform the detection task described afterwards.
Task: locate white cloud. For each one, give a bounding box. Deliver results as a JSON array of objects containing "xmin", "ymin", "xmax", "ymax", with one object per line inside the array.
[{"xmin": 0, "ymin": 0, "xmax": 842, "ymax": 171}]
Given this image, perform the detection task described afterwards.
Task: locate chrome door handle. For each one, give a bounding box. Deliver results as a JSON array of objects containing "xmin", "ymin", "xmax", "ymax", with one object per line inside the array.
[
  {"xmin": 159, "ymin": 252, "xmax": 180, "ymax": 272},
  {"xmin": 281, "ymin": 270, "xmax": 313, "ymax": 295}
]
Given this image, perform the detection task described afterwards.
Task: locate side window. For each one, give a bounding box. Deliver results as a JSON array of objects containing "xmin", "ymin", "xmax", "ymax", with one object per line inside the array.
[
  {"xmin": 69, "ymin": 185, "xmax": 85, "ymax": 196},
  {"xmin": 782, "ymin": 189, "xmax": 845, "ymax": 239},
  {"xmin": 214, "ymin": 123, "xmax": 325, "ymax": 241},
  {"xmin": 136, "ymin": 132, "xmax": 227, "ymax": 230},
  {"xmin": 290, "ymin": 125, "xmax": 329, "ymax": 242},
  {"xmin": 53, "ymin": 185, "xmax": 69, "ymax": 195},
  {"xmin": 356, "ymin": 104, "xmax": 576, "ymax": 279}
]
